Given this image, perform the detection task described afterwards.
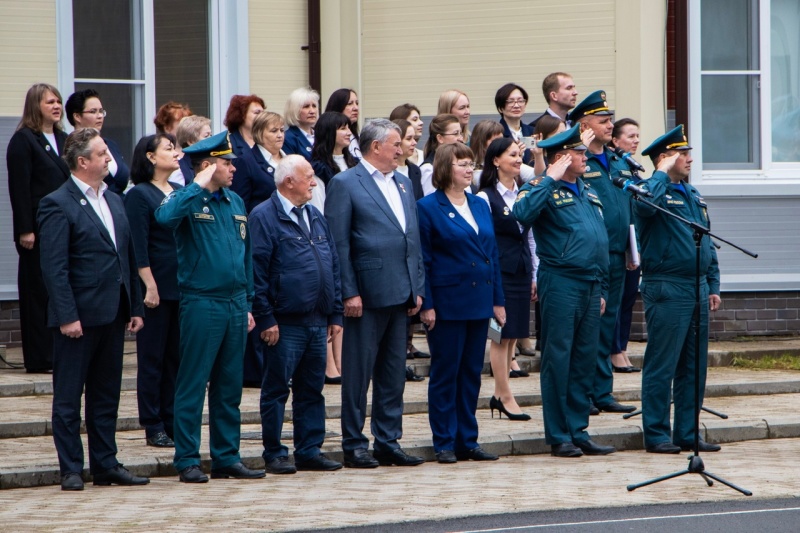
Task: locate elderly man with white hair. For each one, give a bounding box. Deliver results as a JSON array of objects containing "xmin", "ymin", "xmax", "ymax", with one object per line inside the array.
[{"xmin": 249, "ymin": 154, "xmax": 344, "ymax": 474}]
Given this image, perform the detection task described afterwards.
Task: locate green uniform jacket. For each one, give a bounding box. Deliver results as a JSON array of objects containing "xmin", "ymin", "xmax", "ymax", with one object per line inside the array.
[
  {"xmin": 633, "ymin": 171, "xmax": 720, "ymax": 294},
  {"xmin": 513, "ymin": 176, "xmax": 609, "ymax": 295},
  {"xmin": 582, "ymin": 148, "xmax": 634, "ymax": 254},
  {"xmin": 155, "ymin": 182, "xmax": 254, "ymax": 305}
]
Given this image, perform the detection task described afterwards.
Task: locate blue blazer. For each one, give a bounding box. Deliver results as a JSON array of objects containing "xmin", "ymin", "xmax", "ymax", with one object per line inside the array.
[
  {"xmin": 325, "ymin": 162, "xmax": 425, "ymax": 309},
  {"xmin": 233, "ymin": 144, "xmax": 277, "ymax": 213},
  {"xmin": 103, "ymin": 137, "xmax": 130, "ymax": 195},
  {"xmin": 283, "ymin": 125, "xmax": 313, "ymax": 162},
  {"xmin": 37, "ymin": 178, "xmax": 143, "ymax": 327},
  {"xmin": 417, "ymin": 190, "xmax": 504, "ymax": 321},
  {"xmin": 177, "ymin": 154, "xmax": 194, "ymax": 185}
]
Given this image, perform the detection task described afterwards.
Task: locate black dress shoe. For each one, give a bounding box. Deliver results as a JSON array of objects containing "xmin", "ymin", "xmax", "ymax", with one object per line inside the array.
[
  {"xmin": 551, "ymin": 442, "xmax": 583, "ymax": 457},
  {"xmin": 589, "ymin": 404, "xmax": 600, "ymax": 416},
  {"xmin": 61, "ymin": 472, "xmax": 84, "ymax": 491},
  {"xmin": 509, "ymin": 368, "xmax": 530, "ymax": 378},
  {"xmin": 211, "ymin": 462, "xmax": 266, "ymax": 479},
  {"xmin": 516, "ymin": 345, "xmax": 537, "ymax": 356},
  {"xmin": 295, "ymin": 453, "xmax": 342, "ymax": 471},
  {"xmin": 409, "ymin": 347, "xmax": 431, "ymax": 359},
  {"xmin": 455, "ymin": 447, "xmax": 498, "ymax": 461},
  {"xmin": 646, "ymin": 442, "xmax": 681, "ymax": 454},
  {"xmin": 373, "ymin": 448, "xmax": 424, "ymax": 466},
  {"xmin": 436, "ymin": 450, "xmax": 457, "ymax": 464},
  {"xmin": 93, "ymin": 464, "xmax": 150, "ymax": 486},
  {"xmin": 324, "ymin": 375, "xmax": 342, "ymax": 385},
  {"xmin": 26, "ymin": 368, "xmax": 53, "ymax": 374},
  {"xmin": 406, "ymin": 366, "xmax": 425, "ymax": 382},
  {"xmin": 575, "ymin": 439, "xmax": 616, "ymax": 455},
  {"xmin": 146, "ymin": 431, "xmax": 175, "ymax": 448},
  {"xmin": 680, "ymin": 440, "xmax": 722, "ymax": 452},
  {"xmin": 612, "ymin": 365, "xmax": 637, "ymax": 373},
  {"xmin": 179, "ymin": 465, "xmax": 209, "ymax": 483},
  {"xmin": 264, "ymin": 456, "xmax": 297, "ymax": 475},
  {"xmin": 597, "ymin": 401, "xmax": 637, "ymax": 414},
  {"xmin": 344, "ymin": 448, "xmax": 379, "ymax": 468}
]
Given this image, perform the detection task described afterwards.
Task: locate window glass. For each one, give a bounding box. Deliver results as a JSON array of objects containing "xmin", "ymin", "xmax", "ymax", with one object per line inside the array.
[
  {"xmin": 701, "ymin": 0, "xmax": 759, "ymax": 70},
  {"xmin": 770, "ymin": 0, "xmax": 800, "ymax": 162},
  {"xmin": 73, "ymin": 0, "xmax": 142, "ymax": 80},
  {"xmin": 701, "ymin": 75, "xmax": 760, "ymax": 165}
]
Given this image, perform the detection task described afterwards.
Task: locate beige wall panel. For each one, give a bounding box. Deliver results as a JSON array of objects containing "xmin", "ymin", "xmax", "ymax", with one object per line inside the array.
[
  {"xmin": 0, "ymin": 0, "xmax": 58, "ymax": 116},
  {"xmin": 361, "ymin": 0, "xmax": 616, "ymax": 119},
  {"xmin": 248, "ymin": 0, "xmax": 309, "ymax": 113}
]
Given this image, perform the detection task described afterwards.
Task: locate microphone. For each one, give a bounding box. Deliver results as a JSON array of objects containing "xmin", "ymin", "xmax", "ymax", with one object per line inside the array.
[
  {"xmin": 611, "ymin": 147, "xmax": 646, "ymax": 172},
  {"xmin": 612, "ymin": 176, "xmax": 653, "ymax": 197}
]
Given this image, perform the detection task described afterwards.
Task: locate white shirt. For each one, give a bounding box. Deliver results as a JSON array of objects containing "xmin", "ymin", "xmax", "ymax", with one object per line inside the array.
[
  {"xmin": 360, "ymin": 159, "xmax": 406, "ymax": 232},
  {"xmin": 107, "ymin": 148, "xmax": 118, "ymax": 178},
  {"xmin": 420, "ymin": 162, "xmax": 434, "ymax": 196},
  {"xmin": 476, "ymin": 181, "xmax": 538, "ymax": 280},
  {"xmin": 452, "ymin": 199, "xmax": 479, "ymax": 234},
  {"xmin": 348, "ymin": 137, "xmax": 362, "ymax": 159},
  {"xmin": 71, "ymin": 174, "xmax": 117, "ymax": 249},
  {"xmin": 258, "ymin": 146, "xmax": 286, "ymax": 171},
  {"xmin": 275, "ymin": 189, "xmax": 310, "ymax": 228},
  {"xmin": 43, "ymin": 132, "xmax": 59, "ymax": 154},
  {"xmin": 333, "ymin": 154, "xmax": 348, "ymax": 172}
]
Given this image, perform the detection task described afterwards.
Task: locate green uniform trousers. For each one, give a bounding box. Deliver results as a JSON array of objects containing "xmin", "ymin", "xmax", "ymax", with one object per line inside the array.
[
  {"xmin": 640, "ymin": 279, "xmax": 709, "ymax": 447},
  {"xmin": 539, "ymin": 270, "xmax": 601, "ymax": 445},
  {"xmin": 173, "ymin": 293, "xmax": 248, "ymax": 471},
  {"xmin": 592, "ymin": 252, "xmax": 626, "ymax": 407}
]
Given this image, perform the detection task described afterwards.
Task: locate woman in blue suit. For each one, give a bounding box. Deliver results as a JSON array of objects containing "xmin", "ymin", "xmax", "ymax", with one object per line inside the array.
[
  {"xmin": 283, "ymin": 87, "xmax": 319, "ymax": 162},
  {"xmin": 417, "ymin": 143, "xmax": 506, "ymax": 464}
]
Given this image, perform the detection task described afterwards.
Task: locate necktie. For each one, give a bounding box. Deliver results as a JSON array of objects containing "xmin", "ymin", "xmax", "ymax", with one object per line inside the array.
[{"xmin": 292, "ymin": 206, "xmax": 309, "ymax": 237}]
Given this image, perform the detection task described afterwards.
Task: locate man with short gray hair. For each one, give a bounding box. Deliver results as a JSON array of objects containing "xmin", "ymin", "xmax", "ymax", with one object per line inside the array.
[
  {"xmin": 325, "ymin": 119, "xmax": 426, "ymax": 468},
  {"xmin": 250, "ymin": 154, "xmax": 344, "ymax": 474}
]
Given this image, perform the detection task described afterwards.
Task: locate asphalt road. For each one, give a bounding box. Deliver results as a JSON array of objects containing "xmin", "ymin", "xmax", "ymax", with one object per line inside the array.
[{"xmin": 319, "ymin": 497, "xmax": 800, "ymax": 533}]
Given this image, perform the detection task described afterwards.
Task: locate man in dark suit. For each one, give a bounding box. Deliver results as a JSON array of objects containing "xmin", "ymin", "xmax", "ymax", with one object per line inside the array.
[
  {"xmin": 37, "ymin": 128, "xmax": 148, "ymax": 491},
  {"xmin": 325, "ymin": 119, "xmax": 426, "ymax": 468},
  {"xmin": 530, "ymin": 72, "xmax": 578, "ymax": 128}
]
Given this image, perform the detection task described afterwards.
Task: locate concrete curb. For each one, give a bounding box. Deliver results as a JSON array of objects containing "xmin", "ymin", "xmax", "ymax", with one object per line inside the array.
[{"xmin": 4, "ymin": 417, "xmax": 800, "ymax": 490}]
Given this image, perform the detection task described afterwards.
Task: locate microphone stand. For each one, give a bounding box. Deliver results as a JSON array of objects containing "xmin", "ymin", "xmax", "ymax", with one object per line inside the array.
[{"xmin": 624, "ymin": 179, "xmax": 756, "ymax": 496}]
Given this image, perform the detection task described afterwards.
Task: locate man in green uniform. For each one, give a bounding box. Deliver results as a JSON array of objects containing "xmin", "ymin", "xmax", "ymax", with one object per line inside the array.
[
  {"xmin": 635, "ymin": 125, "xmax": 722, "ymax": 454},
  {"xmin": 155, "ymin": 132, "xmax": 265, "ymax": 482},
  {"xmin": 569, "ymin": 90, "xmax": 637, "ymax": 415},
  {"xmin": 513, "ymin": 124, "xmax": 616, "ymax": 458}
]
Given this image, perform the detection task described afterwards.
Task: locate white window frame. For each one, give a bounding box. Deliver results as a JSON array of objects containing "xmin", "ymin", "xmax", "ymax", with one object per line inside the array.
[
  {"xmin": 56, "ymin": 0, "xmax": 250, "ymax": 136},
  {"xmin": 688, "ymin": 0, "xmax": 800, "ymax": 197}
]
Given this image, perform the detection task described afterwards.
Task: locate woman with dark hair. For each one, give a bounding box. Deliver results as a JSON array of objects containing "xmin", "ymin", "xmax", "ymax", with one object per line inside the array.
[
  {"xmin": 124, "ymin": 133, "xmax": 183, "ymax": 447},
  {"xmin": 417, "ymin": 142, "xmax": 505, "ymax": 463},
  {"xmin": 531, "ymin": 114, "xmax": 567, "ymax": 176},
  {"xmin": 495, "ymin": 83, "xmax": 534, "ymax": 164},
  {"xmin": 389, "ymin": 103, "xmax": 424, "ymax": 165},
  {"xmin": 470, "ymin": 120, "xmax": 505, "ymax": 188},
  {"xmin": 154, "ymin": 101, "xmax": 192, "ymax": 136},
  {"xmin": 324, "ymin": 88, "xmax": 361, "ymax": 158},
  {"xmin": 6, "ymin": 83, "xmax": 70, "ymax": 373},
  {"xmin": 283, "ymin": 87, "xmax": 320, "ymax": 161},
  {"xmin": 609, "ymin": 117, "xmax": 642, "ymax": 372},
  {"xmin": 224, "ymin": 94, "xmax": 265, "ymax": 157},
  {"xmin": 65, "ymin": 88, "xmax": 130, "ymax": 194},
  {"xmin": 477, "ymin": 138, "xmax": 537, "ymax": 420},
  {"xmin": 420, "ymin": 114, "xmax": 462, "ymax": 196},
  {"xmin": 311, "ymin": 111, "xmax": 358, "ymax": 186}
]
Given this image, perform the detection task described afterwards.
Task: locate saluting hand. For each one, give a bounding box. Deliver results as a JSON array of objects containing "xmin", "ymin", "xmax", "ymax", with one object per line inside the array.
[
  {"xmin": 580, "ymin": 127, "xmax": 596, "ymax": 148},
  {"xmin": 193, "ymin": 162, "xmax": 217, "ymax": 189},
  {"xmin": 657, "ymin": 152, "xmax": 680, "ymax": 173},
  {"xmin": 546, "ymin": 154, "xmax": 572, "ymax": 181}
]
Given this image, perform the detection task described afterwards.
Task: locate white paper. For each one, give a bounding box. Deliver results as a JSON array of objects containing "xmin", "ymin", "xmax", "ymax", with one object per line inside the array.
[{"xmin": 627, "ymin": 224, "xmax": 640, "ymax": 267}]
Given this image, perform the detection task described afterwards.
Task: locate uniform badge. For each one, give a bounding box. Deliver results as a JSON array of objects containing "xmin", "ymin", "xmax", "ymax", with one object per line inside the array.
[
  {"xmin": 80, "ymin": 199, "xmax": 87, "ymax": 206},
  {"xmin": 503, "ymin": 206, "xmax": 510, "ymax": 216},
  {"xmin": 553, "ymin": 193, "xmax": 559, "ymax": 199},
  {"xmin": 240, "ymin": 222, "xmax": 246, "ymax": 239},
  {"xmin": 448, "ymin": 212, "xmax": 455, "ymax": 219},
  {"xmin": 306, "ymin": 146, "xmax": 312, "ymax": 152},
  {"xmin": 566, "ymin": 192, "xmax": 573, "ymax": 198},
  {"xmin": 202, "ymin": 206, "xmax": 209, "ymax": 214},
  {"xmin": 399, "ymin": 183, "xmax": 406, "ymax": 193},
  {"xmin": 559, "ymin": 191, "xmax": 565, "ymax": 198},
  {"xmin": 203, "ymin": 197, "xmax": 208, "ymax": 202},
  {"xmin": 515, "ymin": 190, "xmax": 529, "ymax": 202}
]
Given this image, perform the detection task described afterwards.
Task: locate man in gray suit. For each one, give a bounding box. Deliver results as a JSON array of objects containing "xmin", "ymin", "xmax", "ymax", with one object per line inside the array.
[{"xmin": 325, "ymin": 119, "xmax": 425, "ymax": 468}]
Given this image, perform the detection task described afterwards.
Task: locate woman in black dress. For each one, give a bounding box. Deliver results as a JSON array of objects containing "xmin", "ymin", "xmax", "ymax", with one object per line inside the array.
[
  {"xmin": 477, "ymin": 138, "xmax": 536, "ymax": 421},
  {"xmin": 6, "ymin": 83, "xmax": 70, "ymax": 373},
  {"xmin": 124, "ymin": 133, "xmax": 183, "ymax": 447}
]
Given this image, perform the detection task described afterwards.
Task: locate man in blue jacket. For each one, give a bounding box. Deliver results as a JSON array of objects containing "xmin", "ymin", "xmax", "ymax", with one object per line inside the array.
[{"xmin": 250, "ymin": 155, "xmax": 344, "ymax": 474}]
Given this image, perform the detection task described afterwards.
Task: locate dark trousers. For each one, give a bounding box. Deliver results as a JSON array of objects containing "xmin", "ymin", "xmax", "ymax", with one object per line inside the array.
[
  {"xmin": 538, "ymin": 271, "xmax": 601, "ymax": 445},
  {"xmin": 341, "ymin": 304, "xmax": 407, "ymax": 453},
  {"xmin": 136, "ymin": 299, "xmax": 180, "ymax": 438},
  {"xmin": 17, "ymin": 243, "xmax": 53, "ymax": 371},
  {"xmin": 260, "ymin": 325, "xmax": 327, "ymax": 462},
  {"xmin": 592, "ymin": 252, "xmax": 626, "ymax": 407},
  {"xmin": 641, "ymin": 279, "xmax": 709, "ymax": 447},
  {"xmin": 51, "ymin": 309, "xmax": 126, "ymax": 475},
  {"xmin": 612, "ymin": 266, "xmax": 641, "ymax": 353},
  {"xmin": 427, "ymin": 318, "xmax": 489, "ymax": 452},
  {"xmin": 173, "ymin": 294, "xmax": 247, "ymax": 471},
  {"xmin": 243, "ymin": 330, "xmax": 264, "ymax": 386}
]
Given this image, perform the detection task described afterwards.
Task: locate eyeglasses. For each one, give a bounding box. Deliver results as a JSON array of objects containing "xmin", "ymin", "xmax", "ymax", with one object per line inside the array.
[
  {"xmin": 453, "ymin": 162, "xmax": 476, "ymax": 169},
  {"xmin": 505, "ymin": 99, "xmax": 527, "ymax": 107},
  {"xmin": 81, "ymin": 108, "xmax": 107, "ymax": 117},
  {"xmin": 442, "ymin": 131, "xmax": 463, "ymax": 138}
]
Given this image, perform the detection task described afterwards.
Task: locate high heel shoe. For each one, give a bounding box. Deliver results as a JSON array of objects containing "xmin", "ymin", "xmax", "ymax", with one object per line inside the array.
[{"xmin": 489, "ymin": 397, "xmax": 531, "ymax": 421}]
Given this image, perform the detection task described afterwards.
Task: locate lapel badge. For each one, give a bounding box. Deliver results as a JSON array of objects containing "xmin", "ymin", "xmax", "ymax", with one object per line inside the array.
[
  {"xmin": 268, "ymin": 167, "xmax": 274, "ymax": 173},
  {"xmin": 80, "ymin": 199, "xmax": 87, "ymax": 206},
  {"xmin": 306, "ymin": 146, "xmax": 312, "ymax": 152},
  {"xmin": 448, "ymin": 212, "xmax": 455, "ymax": 219},
  {"xmin": 503, "ymin": 206, "xmax": 510, "ymax": 216},
  {"xmin": 399, "ymin": 183, "xmax": 406, "ymax": 193},
  {"xmin": 202, "ymin": 206, "xmax": 209, "ymax": 214},
  {"xmin": 567, "ymin": 192, "xmax": 573, "ymax": 197},
  {"xmin": 45, "ymin": 145, "xmax": 51, "ymax": 151}
]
